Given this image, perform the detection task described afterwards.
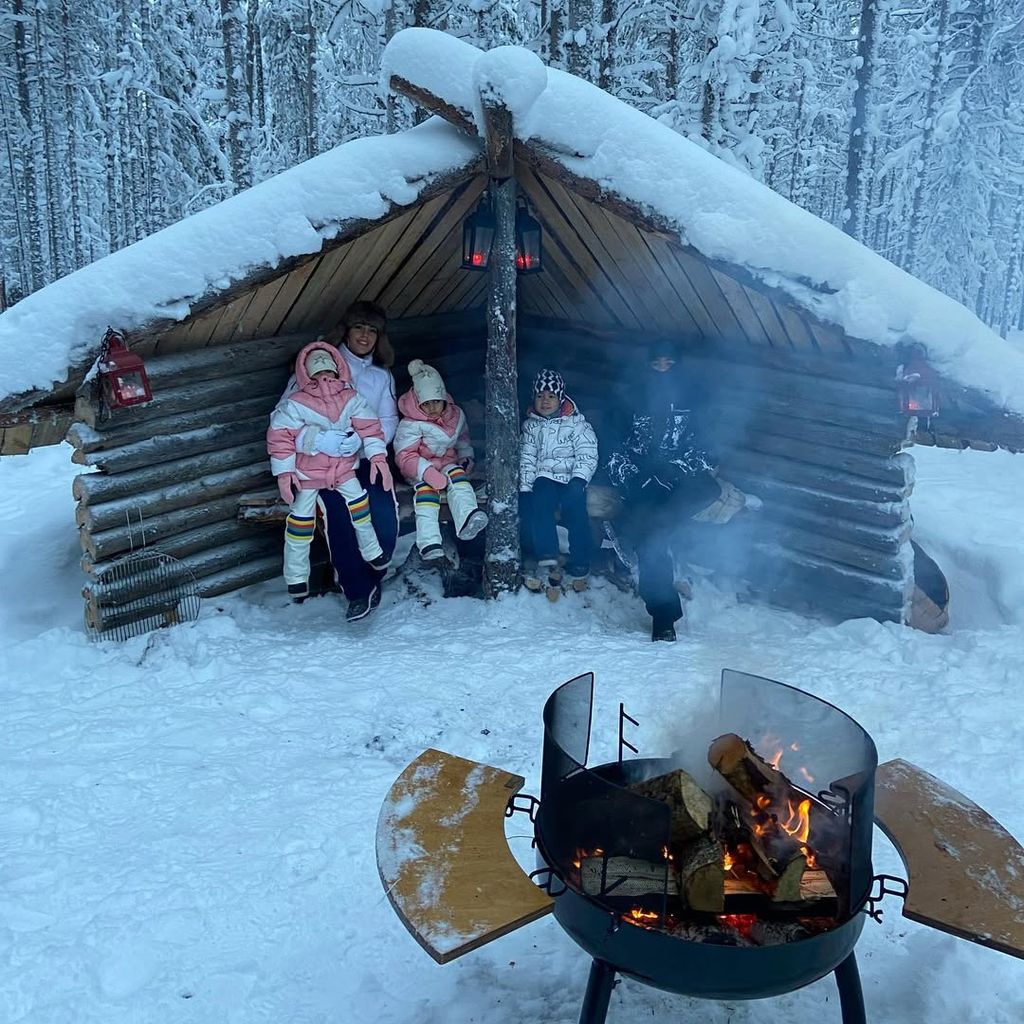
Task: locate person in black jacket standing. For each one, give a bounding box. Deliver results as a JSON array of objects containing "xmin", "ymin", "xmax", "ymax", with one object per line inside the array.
[{"xmin": 606, "ymin": 339, "xmax": 720, "ymax": 642}]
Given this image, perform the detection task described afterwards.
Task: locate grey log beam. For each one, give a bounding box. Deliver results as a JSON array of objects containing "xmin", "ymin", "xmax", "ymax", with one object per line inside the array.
[
  {"xmin": 73, "ymin": 441, "xmax": 269, "ymax": 505},
  {"xmin": 77, "ymin": 461, "xmax": 273, "ymax": 533},
  {"xmin": 481, "ymin": 99, "xmax": 521, "ymax": 596},
  {"xmin": 70, "ymin": 416, "xmax": 269, "ymax": 474}
]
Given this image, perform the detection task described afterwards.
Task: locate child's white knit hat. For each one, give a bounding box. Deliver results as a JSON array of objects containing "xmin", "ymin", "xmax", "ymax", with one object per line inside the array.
[
  {"xmin": 305, "ymin": 349, "xmax": 338, "ymax": 377},
  {"xmin": 408, "ymin": 359, "xmax": 447, "ymax": 403}
]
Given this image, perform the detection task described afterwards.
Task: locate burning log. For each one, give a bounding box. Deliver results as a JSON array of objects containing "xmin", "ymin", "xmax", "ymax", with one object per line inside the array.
[
  {"xmin": 579, "ymin": 856, "xmax": 678, "ymax": 899},
  {"xmin": 709, "ymin": 733, "xmax": 845, "ymax": 881},
  {"xmin": 723, "ymin": 869, "xmax": 838, "ymax": 917},
  {"xmin": 677, "ymin": 834, "xmax": 725, "ymax": 912},
  {"xmin": 772, "ymin": 854, "xmax": 807, "ymax": 902},
  {"xmin": 629, "ymin": 769, "xmax": 713, "ymax": 845},
  {"xmin": 708, "ymin": 733, "xmax": 798, "ymax": 806}
]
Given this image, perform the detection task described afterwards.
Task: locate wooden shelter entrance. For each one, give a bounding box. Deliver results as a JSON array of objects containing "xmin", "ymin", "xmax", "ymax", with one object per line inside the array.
[{"xmin": 3, "ymin": 40, "xmax": 1022, "ymax": 636}]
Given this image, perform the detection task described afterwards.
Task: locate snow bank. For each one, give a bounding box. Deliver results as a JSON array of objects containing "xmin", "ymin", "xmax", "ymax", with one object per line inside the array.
[
  {"xmin": 383, "ymin": 29, "xmax": 1024, "ymax": 416},
  {"xmin": 0, "ymin": 118, "xmax": 479, "ymax": 403},
  {"xmin": 2, "ymin": 441, "xmax": 1024, "ymax": 1023}
]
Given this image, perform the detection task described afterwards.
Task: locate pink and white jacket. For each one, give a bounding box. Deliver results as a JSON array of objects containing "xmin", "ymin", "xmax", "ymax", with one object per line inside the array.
[
  {"xmin": 267, "ymin": 341, "xmax": 387, "ymax": 490},
  {"xmin": 393, "ymin": 387, "xmax": 474, "ymax": 484}
]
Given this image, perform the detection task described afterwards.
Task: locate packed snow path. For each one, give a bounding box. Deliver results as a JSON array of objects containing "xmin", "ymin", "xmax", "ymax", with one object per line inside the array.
[{"xmin": 1, "ymin": 443, "xmax": 1022, "ymax": 1023}]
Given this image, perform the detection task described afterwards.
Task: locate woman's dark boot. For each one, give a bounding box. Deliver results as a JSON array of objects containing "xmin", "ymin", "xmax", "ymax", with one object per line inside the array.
[{"xmin": 651, "ymin": 615, "xmax": 677, "ymax": 642}]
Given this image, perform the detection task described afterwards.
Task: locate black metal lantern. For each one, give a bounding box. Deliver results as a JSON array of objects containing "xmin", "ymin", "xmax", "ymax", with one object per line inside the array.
[
  {"xmin": 461, "ymin": 195, "xmax": 496, "ymax": 271},
  {"xmin": 515, "ymin": 199, "xmax": 542, "ymax": 274},
  {"xmin": 897, "ymin": 346, "xmax": 940, "ymax": 418},
  {"xmin": 99, "ymin": 327, "xmax": 152, "ymax": 409}
]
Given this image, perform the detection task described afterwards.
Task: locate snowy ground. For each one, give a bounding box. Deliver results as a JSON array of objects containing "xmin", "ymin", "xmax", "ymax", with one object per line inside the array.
[{"xmin": 2, "ymin": 442, "xmax": 1022, "ymax": 1024}]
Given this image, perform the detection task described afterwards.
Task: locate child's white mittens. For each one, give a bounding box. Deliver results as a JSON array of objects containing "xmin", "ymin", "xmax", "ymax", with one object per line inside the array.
[{"xmin": 299, "ymin": 424, "xmax": 361, "ymax": 457}]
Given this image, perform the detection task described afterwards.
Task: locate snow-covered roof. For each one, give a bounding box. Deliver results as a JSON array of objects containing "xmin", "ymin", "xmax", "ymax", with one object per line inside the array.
[
  {"xmin": 0, "ymin": 118, "xmax": 479, "ymax": 406},
  {"xmin": 382, "ymin": 29, "xmax": 1024, "ymax": 417},
  {"xmin": 3, "ymin": 30, "xmax": 1023, "ymax": 422}
]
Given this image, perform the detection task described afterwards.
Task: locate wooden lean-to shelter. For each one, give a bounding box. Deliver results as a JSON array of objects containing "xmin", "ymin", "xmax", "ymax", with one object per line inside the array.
[{"xmin": 2, "ymin": 29, "xmax": 1023, "ymax": 636}]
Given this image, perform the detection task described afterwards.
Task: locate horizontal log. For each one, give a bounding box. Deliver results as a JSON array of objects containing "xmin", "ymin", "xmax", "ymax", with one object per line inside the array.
[
  {"xmin": 67, "ymin": 394, "xmax": 277, "ymax": 453},
  {"xmin": 73, "ymin": 441, "xmax": 268, "ymax": 505},
  {"xmin": 728, "ymin": 433, "xmax": 908, "ymax": 486},
  {"xmin": 140, "ymin": 333, "xmax": 309, "ymax": 389},
  {"xmin": 758, "ymin": 522, "xmax": 912, "ymax": 580},
  {"xmin": 754, "ymin": 503, "xmax": 911, "ymax": 554},
  {"xmin": 725, "ymin": 474, "xmax": 910, "ymax": 530},
  {"xmin": 71, "ymin": 416, "xmax": 268, "ymax": 474},
  {"xmin": 708, "ymin": 410, "xmax": 906, "ymax": 460},
  {"xmin": 87, "ymin": 555, "xmax": 283, "ymax": 635},
  {"xmin": 82, "ymin": 517, "xmax": 259, "ymax": 576},
  {"xmin": 748, "ymin": 543, "xmax": 912, "ymax": 608},
  {"xmin": 81, "ymin": 495, "xmax": 243, "ymax": 562},
  {"xmin": 78, "ymin": 462, "xmax": 273, "ymax": 532},
  {"xmin": 84, "ymin": 536, "xmax": 281, "ymax": 606},
  {"xmin": 723, "ymin": 450, "xmax": 910, "ymax": 504},
  {"xmin": 75, "ymin": 366, "xmax": 291, "ymax": 430},
  {"xmin": 751, "ymin": 573, "xmax": 907, "ymax": 624}
]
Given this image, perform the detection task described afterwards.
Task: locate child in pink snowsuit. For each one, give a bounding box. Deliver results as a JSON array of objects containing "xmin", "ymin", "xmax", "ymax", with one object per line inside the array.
[
  {"xmin": 393, "ymin": 359, "xmax": 487, "ymax": 561},
  {"xmin": 267, "ymin": 342, "xmax": 394, "ymax": 601}
]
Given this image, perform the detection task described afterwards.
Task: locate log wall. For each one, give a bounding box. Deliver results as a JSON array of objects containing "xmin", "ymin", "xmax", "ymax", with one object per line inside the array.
[
  {"xmin": 517, "ymin": 319, "xmax": 916, "ymax": 624},
  {"xmin": 69, "ymin": 334, "xmax": 311, "ymax": 634},
  {"xmin": 68, "ymin": 303, "xmax": 916, "ymax": 635}
]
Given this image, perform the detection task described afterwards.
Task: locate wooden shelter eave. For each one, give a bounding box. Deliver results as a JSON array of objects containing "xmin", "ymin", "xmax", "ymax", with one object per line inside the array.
[{"xmin": 0, "ymin": 157, "xmax": 485, "ymax": 421}]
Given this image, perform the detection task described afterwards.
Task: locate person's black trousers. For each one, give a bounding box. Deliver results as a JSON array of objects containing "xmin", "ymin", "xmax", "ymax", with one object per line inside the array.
[{"xmin": 319, "ymin": 460, "xmax": 399, "ymax": 601}]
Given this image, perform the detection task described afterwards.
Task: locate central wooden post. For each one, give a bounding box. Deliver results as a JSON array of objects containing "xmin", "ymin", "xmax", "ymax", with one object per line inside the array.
[{"xmin": 481, "ymin": 100, "xmax": 521, "ymax": 597}]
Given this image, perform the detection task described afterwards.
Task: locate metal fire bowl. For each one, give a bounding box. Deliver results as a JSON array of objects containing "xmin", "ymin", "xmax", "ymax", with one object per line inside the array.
[
  {"xmin": 546, "ymin": 880, "xmax": 865, "ymax": 1000},
  {"xmin": 535, "ymin": 756, "xmax": 867, "ymax": 1000}
]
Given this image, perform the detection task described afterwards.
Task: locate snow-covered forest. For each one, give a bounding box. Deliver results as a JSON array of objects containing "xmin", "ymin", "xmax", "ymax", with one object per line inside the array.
[{"xmin": 1, "ymin": 1, "xmax": 1022, "ymax": 336}]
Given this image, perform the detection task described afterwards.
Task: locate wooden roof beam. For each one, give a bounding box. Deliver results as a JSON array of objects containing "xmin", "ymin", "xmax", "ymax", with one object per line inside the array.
[{"xmin": 388, "ymin": 75, "xmax": 478, "ymax": 138}]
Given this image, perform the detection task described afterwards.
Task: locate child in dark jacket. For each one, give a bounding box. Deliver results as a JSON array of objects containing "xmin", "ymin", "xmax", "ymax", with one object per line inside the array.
[{"xmin": 519, "ymin": 369, "xmax": 599, "ymax": 593}]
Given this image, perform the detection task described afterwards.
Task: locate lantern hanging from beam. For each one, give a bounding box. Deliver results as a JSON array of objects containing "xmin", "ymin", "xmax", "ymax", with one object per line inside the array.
[
  {"xmin": 462, "ymin": 194, "xmax": 496, "ymax": 271},
  {"xmin": 514, "ymin": 198, "xmax": 542, "ymax": 274},
  {"xmin": 896, "ymin": 346, "xmax": 939, "ymax": 418},
  {"xmin": 99, "ymin": 327, "xmax": 152, "ymax": 409}
]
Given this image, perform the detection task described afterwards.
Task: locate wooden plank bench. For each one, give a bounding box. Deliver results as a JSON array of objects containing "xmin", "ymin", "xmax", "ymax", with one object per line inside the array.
[
  {"xmin": 237, "ymin": 480, "xmax": 489, "ymax": 529},
  {"xmin": 375, "ymin": 748, "xmax": 553, "ymax": 963},
  {"xmin": 874, "ymin": 757, "xmax": 1024, "ymax": 959}
]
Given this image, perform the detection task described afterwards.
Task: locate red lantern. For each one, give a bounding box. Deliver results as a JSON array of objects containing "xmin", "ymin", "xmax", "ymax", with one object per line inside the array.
[
  {"xmin": 461, "ymin": 196, "xmax": 496, "ymax": 272},
  {"xmin": 99, "ymin": 328, "xmax": 152, "ymax": 409},
  {"xmin": 897, "ymin": 347, "xmax": 939, "ymax": 418},
  {"xmin": 514, "ymin": 199, "xmax": 542, "ymax": 274}
]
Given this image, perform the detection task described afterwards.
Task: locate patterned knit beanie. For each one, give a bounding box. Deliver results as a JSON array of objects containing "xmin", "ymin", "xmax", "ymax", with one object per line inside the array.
[{"xmin": 533, "ymin": 368, "xmax": 565, "ymax": 398}]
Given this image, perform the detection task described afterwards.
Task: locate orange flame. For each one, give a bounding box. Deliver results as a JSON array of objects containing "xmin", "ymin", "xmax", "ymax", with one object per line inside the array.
[
  {"xmin": 780, "ymin": 799, "xmax": 812, "ymax": 844},
  {"xmin": 624, "ymin": 907, "xmax": 660, "ymax": 929},
  {"xmin": 723, "ymin": 849, "xmax": 734, "ymax": 871}
]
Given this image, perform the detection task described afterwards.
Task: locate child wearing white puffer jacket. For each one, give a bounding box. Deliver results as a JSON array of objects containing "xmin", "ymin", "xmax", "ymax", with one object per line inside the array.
[
  {"xmin": 520, "ymin": 368, "xmax": 599, "ymax": 594},
  {"xmin": 393, "ymin": 360, "xmax": 488, "ymax": 562}
]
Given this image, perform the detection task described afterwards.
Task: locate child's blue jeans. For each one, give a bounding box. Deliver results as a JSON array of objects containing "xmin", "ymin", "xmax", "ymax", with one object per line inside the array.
[{"xmin": 525, "ymin": 477, "xmax": 591, "ymax": 575}]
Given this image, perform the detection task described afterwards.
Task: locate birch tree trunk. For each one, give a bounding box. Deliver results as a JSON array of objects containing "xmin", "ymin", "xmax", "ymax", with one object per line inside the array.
[
  {"xmin": 220, "ymin": 0, "xmax": 249, "ymax": 191},
  {"xmin": 842, "ymin": 0, "xmax": 879, "ymax": 240},
  {"xmin": 903, "ymin": 0, "xmax": 951, "ymax": 274},
  {"xmin": 12, "ymin": 0, "xmax": 45, "ymax": 290},
  {"xmin": 60, "ymin": 0, "xmax": 83, "ymax": 267}
]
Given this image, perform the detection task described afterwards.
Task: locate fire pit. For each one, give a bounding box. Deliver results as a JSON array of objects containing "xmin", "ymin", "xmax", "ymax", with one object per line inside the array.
[
  {"xmin": 532, "ymin": 669, "xmax": 874, "ymax": 1020},
  {"xmin": 376, "ymin": 670, "xmax": 1024, "ymax": 1023}
]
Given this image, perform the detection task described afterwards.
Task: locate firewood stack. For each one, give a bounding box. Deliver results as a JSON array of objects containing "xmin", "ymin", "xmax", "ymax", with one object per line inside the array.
[{"xmin": 576, "ymin": 732, "xmax": 840, "ymax": 945}]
